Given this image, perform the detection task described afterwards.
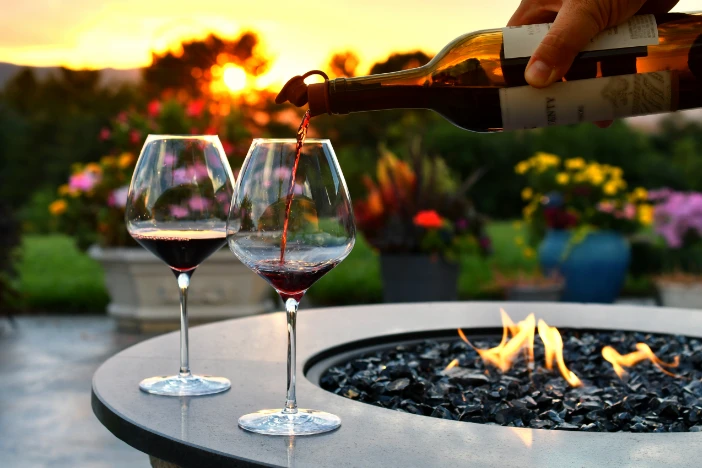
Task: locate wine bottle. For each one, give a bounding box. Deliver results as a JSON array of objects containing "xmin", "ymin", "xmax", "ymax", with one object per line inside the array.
[{"xmin": 277, "ymin": 13, "xmax": 702, "ymax": 132}]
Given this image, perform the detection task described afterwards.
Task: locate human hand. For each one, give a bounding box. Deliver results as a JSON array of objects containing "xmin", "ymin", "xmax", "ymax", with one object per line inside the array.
[{"xmin": 507, "ymin": 0, "xmax": 679, "ymax": 88}]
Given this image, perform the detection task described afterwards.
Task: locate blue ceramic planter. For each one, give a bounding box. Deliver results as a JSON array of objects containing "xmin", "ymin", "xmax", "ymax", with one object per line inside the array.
[{"xmin": 538, "ymin": 230, "xmax": 630, "ymax": 303}]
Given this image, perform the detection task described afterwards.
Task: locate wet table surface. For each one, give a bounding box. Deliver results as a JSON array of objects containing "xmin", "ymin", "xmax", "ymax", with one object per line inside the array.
[{"xmin": 92, "ymin": 302, "xmax": 702, "ymax": 468}]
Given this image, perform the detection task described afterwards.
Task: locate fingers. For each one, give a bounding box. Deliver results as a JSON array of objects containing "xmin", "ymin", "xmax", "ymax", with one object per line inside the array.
[{"xmin": 524, "ymin": 1, "xmax": 606, "ymax": 88}]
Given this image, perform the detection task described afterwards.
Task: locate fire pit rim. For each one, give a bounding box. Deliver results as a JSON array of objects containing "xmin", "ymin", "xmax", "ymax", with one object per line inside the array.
[{"xmin": 92, "ymin": 302, "xmax": 702, "ymax": 468}]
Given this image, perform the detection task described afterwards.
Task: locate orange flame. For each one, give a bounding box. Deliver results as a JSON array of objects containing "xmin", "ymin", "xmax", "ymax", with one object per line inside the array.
[
  {"xmin": 602, "ymin": 344, "xmax": 680, "ymax": 379},
  {"xmin": 444, "ymin": 359, "xmax": 460, "ymax": 371},
  {"xmin": 456, "ymin": 309, "xmax": 535, "ymax": 373},
  {"xmin": 537, "ymin": 319, "xmax": 582, "ymax": 387}
]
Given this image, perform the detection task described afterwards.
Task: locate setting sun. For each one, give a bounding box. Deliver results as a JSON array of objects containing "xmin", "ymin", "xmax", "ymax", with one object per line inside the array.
[{"xmin": 223, "ymin": 64, "xmax": 247, "ymax": 92}]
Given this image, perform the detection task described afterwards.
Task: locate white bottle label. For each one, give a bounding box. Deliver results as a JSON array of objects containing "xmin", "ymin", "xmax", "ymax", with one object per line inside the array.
[
  {"xmin": 502, "ymin": 14, "xmax": 659, "ymax": 59},
  {"xmin": 499, "ymin": 71, "xmax": 674, "ymax": 131}
]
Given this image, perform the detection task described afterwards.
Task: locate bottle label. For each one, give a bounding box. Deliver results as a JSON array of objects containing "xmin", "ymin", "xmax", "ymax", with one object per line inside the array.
[
  {"xmin": 502, "ymin": 14, "xmax": 659, "ymax": 59},
  {"xmin": 499, "ymin": 71, "xmax": 674, "ymax": 131}
]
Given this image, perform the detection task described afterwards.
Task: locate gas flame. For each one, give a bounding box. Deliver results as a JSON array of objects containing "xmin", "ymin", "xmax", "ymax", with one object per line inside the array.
[
  {"xmin": 449, "ymin": 309, "xmax": 582, "ymax": 387},
  {"xmin": 602, "ymin": 344, "xmax": 681, "ymax": 379},
  {"xmin": 537, "ymin": 319, "xmax": 582, "ymax": 387}
]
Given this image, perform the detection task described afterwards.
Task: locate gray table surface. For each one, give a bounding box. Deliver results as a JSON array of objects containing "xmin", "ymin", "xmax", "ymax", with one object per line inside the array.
[{"xmin": 92, "ymin": 302, "xmax": 702, "ymax": 467}]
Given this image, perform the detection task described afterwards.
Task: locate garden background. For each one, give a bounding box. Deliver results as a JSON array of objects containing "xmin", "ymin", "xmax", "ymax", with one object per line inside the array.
[{"xmin": 1, "ymin": 22, "xmax": 702, "ymax": 314}]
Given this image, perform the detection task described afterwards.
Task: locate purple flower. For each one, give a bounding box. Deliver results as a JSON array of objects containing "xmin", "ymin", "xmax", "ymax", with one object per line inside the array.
[
  {"xmin": 108, "ymin": 186, "xmax": 129, "ymax": 208},
  {"xmin": 455, "ymin": 218, "xmax": 469, "ymax": 230},
  {"xmin": 293, "ymin": 183, "xmax": 305, "ymax": 195},
  {"xmin": 169, "ymin": 205, "xmax": 189, "ymax": 218},
  {"xmin": 188, "ymin": 196, "xmax": 211, "ymax": 211},
  {"xmin": 163, "ymin": 153, "xmax": 177, "ymax": 165},
  {"xmin": 652, "ymin": 189, "xmax": 702, "ymax": 248}
]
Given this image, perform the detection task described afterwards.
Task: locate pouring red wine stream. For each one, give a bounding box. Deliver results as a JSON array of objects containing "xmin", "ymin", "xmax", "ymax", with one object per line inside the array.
[{"xmin": 279, "ymin": 109, "xmax": 311, "ymax": 264}]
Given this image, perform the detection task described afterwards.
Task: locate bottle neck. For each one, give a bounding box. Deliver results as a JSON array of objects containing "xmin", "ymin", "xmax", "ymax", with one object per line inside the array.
[{"xmin": 309, "ymin": 66, "xmax": 431, "ymax": 116}]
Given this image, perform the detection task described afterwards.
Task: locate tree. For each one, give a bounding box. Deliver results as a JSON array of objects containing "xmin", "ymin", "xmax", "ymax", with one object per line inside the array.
[
  {"xmin": 369, "ymin": 51, "xmax": 431, "ymax": 75},
  {"xmin": 328, "ymin": 51, "xmax": 360, "ymax": 78},
  {"xmin": 143, "ymin": 31, "xmax": 270, "ymax": 97}
]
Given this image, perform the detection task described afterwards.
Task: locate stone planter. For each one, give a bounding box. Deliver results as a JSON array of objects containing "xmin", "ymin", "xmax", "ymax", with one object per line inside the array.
[
  {"xmin": 88, "ymin": 246, "xmax": 273, "ymax": 331},
  {"xmin": 656, "ymin": 280, "xmax": 702, "ymax": 309},
  {"xmin": 379, "ymin": 254, "xmax": 459, "ymax": 303}
]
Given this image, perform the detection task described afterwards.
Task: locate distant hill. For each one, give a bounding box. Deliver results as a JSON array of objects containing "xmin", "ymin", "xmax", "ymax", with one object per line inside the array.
[{"xmin": 0, "ymin": 62, "xmax": 141, "ymax": 89}]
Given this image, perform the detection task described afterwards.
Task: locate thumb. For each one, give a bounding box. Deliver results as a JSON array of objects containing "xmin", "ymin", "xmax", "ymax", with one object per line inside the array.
[{"xmin": 524, "ymin": 2, "xmax": 605, "ymax": 88}]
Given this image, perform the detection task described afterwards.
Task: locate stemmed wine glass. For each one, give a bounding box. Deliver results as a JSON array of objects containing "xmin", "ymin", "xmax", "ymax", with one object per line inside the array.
[
  {"xmin": 126, "ymin": 135, "xmax": 235, "ymax": 396},
  {"xmin": 227, "ymin": 138, "xmax": 355, "ymax": 435}
]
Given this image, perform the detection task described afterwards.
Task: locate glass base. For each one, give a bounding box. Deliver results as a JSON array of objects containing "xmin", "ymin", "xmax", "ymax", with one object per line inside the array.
[
  {"xmin": 139, "ymin": 373, "xmax": 231, "ymax": 396},
  {"xmin": 238, "ymin": 409, "xmax": 341, "ymax": 435}
]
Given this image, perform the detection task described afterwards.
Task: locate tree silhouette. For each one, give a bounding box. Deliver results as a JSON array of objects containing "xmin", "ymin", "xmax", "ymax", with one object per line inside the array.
[
  {"xmin": 369, "ymin": 51, "xmax": 431, "ymax": 75},
  {"xmin": 143, "ymin": 31, "xmax": 270, "ymax": 97},
  {"xmin": 329, "ymin": 51, "xmax": 360, "ymax": 78}
]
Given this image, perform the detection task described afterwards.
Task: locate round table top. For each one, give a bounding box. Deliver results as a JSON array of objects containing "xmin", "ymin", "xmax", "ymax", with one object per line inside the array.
[{"xmin": 92, "ymin": 302, "xmax": 702, "ymax": 468}]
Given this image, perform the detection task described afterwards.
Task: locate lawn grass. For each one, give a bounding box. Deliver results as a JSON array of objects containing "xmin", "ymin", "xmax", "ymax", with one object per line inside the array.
[{"xmin": 16, "ymin": 235, "xmax": 109, "ymax": 312}]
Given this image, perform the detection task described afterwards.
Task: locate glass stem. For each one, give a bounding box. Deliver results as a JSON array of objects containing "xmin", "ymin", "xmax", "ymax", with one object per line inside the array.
[
  {"xmin": 176, "ymin": 271, "xmax": 194, "ymax": 377},
  {"xmin": 283, "ymin": 297, "xmax": 299, "ymax": 414}
]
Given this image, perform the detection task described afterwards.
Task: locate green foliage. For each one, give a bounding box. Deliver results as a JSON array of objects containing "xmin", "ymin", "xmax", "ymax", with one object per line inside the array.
[{"xmin": 16, "ymin": 235, "xmax": 109, "ymax": 312}]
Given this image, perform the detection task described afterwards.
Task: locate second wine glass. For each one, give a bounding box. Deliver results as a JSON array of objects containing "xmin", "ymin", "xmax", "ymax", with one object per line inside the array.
[
  {"xmin": 227, "ymin": 138, "xmax": 355, "ymax": 435},
  {"xmin": 126, "ymin": 135, "xmax": 235, "ymax": 396}
]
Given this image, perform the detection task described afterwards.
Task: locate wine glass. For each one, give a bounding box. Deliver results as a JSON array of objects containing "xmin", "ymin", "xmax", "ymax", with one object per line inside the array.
[
  {"xmin": 126, "ymin": 135, "xmax": 235, "ymax": 396},
  {"xmin": 227, "ymin": 138, "xmax": 355, "ymax": 435}
]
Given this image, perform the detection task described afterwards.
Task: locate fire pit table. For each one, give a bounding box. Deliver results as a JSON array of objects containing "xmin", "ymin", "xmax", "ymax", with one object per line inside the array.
[{"xmin": 92, "ymin": 302, "xmax": 702, "ymax": 467}]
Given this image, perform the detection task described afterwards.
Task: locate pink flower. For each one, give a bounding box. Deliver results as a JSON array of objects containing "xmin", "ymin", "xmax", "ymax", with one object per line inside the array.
[
  {"xmin": 293, "ymin": 183, "xmax": 305, "ymax": 195},
  {"xmin": 116, "ymin": 112, "xmax": 128, "ymax": 124},
  {"xmin": 173, "ymin": 167, "xmax": 191, "ymax": 185},
  {"xmin": 163, "ymin": 153, "xmax": 177, "ymax": 165},
  {"xmin": 107, "ymin": 186, "xmax": 129, "ymax": 208},
  {"xmin": 169, "ymin": 205, "xmax": 189, "ymax": 218},
  {"xmin": 190, "ymin": 162, "xmax": 209, "ymax": 180},
  {"xmin": 615, "ymin": 203, "xmax": 636, "ymax": 220},
  {"xmin": 273, "ymin": 167, "xmax": 292, "ymax": 181},
  {"xmin": 186, "ymin": 100, "xmax": 205, "ymax": 118},
  {"xmin": 597, "ymin": 201, "xmax": 615, "ymax": 213},
  {"xmin": 147, "ymin": 100, "xmax": 161, "ymax": 117},
  {"xmin": 216, "ymin": 191, "xmax": 232, "ymax": 205},
  {"xmin": 99, "ymin": 128, "xmax": 111, "ymax": 141},
  {"xmin": 188, "ymin": 196, "xmax": 211, "ymax": 211},
  {"xmin": 69, "ymin": 171, "xmax": 100, "ymax": 192},
  {"xmin": 129, "ymin": 129, "xmax": 141, "ymax": 145}
]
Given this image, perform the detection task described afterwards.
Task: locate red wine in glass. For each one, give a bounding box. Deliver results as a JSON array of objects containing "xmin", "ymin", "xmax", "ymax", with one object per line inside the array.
[
  {"xmin": 280, "ymin": 109, "xmax": 311, "ymax": 263},
  {"xmin": 253, "ymin": 259, "xmax": 338, "ymax": 302},
  {"xmin": 131, "ymin": 229, "xmax": 227, "ymax": 272}
]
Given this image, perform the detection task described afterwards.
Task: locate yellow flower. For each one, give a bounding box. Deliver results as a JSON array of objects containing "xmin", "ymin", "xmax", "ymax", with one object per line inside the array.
[
  {"xmin": 523, "ymin": 247, "xmax": 536, "ymax": 259},
  {"xmin": 515, "ymin": 236, "xmax": 524, "ymax": 246},
  {"xmin": 101, "ymin": 156, "xmax": 117, "ymax": 166},
  {"xmin": 49, "ymin": 199, "xmax": 67, "ymax": 216},
  {"xmin": 523, "ymin": 201, "xmax": 538, "ymax": 219},
  {"xmin": 632, "ymin": 187, "xmax": 648, "ymax": 202},
  {"xmin": 616, "ymin": 179, "xmax": 628, "ymax": 190},
  {"xmin": 57, "ymin": 184, "xmax": 71, "ymax": 196},
  {"xmin": 521, "ymin": 187, "xmax": 533, "ymax": 200},
  {"xmin": 85, "ymin": 163, "xmax": 102, "ymax": 174},
  {"xmin": 515, "ymin": 161, "xmax": 530, "ymax": 175},
  {"xmin": 638, "ymin": 204, "xmax": 654, "ymax": 225},
  {"xmin": 565, "ymin": 157, "xmax": 585, "ymax": 170},
  {"xmin": 603, "ymin": 181, "xmax": 618, "ymax": 196},
  {"xmin": 119, "ymin": 152, "xmax": 135, "ymax": 169},
  {"xmin": 556, "ymin": 172, "xmax": 569, "ymax": 185},
  {"xmin": 609, "ymin": 167, "xmax": 624, "ymax": 179}
]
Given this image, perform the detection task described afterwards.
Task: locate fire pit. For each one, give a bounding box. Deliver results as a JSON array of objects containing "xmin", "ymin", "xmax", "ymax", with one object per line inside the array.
[
  {"xmin": 311, "ymin": 309, "xmax": 702, "ymax": 433},
  {"xmin": 93, "ymin": 302, "xmax": 702, "ymax": 467}
]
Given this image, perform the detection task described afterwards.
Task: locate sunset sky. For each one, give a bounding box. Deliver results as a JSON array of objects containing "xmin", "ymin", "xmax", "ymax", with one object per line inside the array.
[{"xmin": 0, "ymin": 0, "xmax": 698, "ymax": 89}]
